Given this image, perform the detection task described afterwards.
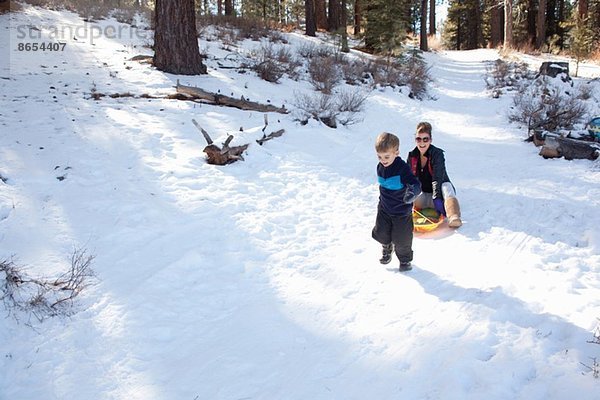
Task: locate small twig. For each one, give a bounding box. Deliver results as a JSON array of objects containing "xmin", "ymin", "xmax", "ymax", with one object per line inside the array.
[
  {"xmin": 191, "ymin": 119, "xmax": 214, "ymax": 145},
  {"xmin": 256, "ymin": 129, "xmax": 285, "ymax": 145},
  {"xmin": 262, "ymin": 114, "xmax": 268, "ymax": 133}
]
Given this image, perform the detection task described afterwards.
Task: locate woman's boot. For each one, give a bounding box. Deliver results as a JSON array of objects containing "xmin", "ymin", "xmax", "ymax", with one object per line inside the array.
[{"xmin": 445, "ymin": 197, "xmax": 462, "ymax": 228}]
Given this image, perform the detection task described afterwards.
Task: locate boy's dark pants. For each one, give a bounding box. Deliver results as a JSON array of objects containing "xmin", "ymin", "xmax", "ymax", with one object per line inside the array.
[{"xmin": 372, "ymin": 206, "xmax": 414, "ymax": 263}]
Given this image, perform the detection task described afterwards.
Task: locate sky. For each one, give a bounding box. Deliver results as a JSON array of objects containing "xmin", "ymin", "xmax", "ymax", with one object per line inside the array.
[{"xmin": 1, "ymin": 4, "xmax": 600, "ymax": 400}]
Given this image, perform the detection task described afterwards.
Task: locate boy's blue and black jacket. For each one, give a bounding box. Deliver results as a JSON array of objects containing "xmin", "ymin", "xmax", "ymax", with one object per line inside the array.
[{"xmin": 377, "ymin": 157, "xmax": 422, "ymax": 216}]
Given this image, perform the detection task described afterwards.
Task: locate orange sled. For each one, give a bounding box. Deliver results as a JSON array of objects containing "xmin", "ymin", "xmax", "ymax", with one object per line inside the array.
[{"xmin": 413, "ymin": 208, "xmax": 445, "ymax": 233}]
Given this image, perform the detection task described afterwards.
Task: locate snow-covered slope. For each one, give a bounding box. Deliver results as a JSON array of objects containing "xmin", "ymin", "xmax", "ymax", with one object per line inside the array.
[{"xmin": 1, "ymin": 5, "xmax": 599, "ymax": 399}]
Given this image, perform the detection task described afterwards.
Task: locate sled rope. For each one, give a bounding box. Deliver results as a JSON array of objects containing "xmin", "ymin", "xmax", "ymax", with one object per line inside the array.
[{"xmin": 413, "ymin": 208, "xmax": 438, "ymax": 225}]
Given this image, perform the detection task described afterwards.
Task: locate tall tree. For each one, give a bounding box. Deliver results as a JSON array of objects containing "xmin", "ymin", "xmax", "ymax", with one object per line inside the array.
[
  {"xmin": 316, "ymin": 0, "xmax": 328, "ymax": 30},
  {"xmin": 354, "ymin": 0, "xmax": 362, "ymax": 35},
  {"xmin": 154, "ymin": 0, "xmax": 207, "ymax": 75},
  {"xmin": 341, "ymin": 0, "xmax": 350, "ymax": 52},
  {"xmin": 535, "ymin": 0, "xmax": 546, "ymax": 48},
  {"xmin": 466, "ymin": 0, "xmax": 482, "ymax": 48},
  {"xmin": 489, "ymin": 0, "xmax": 504, "ymax": 47},
  {"xmin": 503, "ymin": 0, "xmax": 514, "ymax": 48},
  {"xmin": 305, "ymin": 0, "xmax": 317, "ymax": 36},
  {"xmin": 429, "ymin": 0, "xmax": 436, "ymax": 35},
  {"xmin": 364, "ymin": 0, "xmax": 409, "ymax": 55},
  {"xmin": 420, "ymin": 0, "xmax": 428, "ymax": 50},
  {"xmin": 527, "ymin": 0, "xmax": 536, "ymax": 44},
  {"xmin": 224, "ymin": 0, "xmax": 234, "ymax": 15},
  {"xmin": 329, "ymin": 0, "xmax": 343, "ymax": 31}
]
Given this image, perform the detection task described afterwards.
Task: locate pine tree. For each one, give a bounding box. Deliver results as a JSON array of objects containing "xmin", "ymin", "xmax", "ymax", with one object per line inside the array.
[
  {"xmin": 567, "ymin": 14, "xmax": 595, "ymax": 76},
  {"xmin": 154, "ymin": 0, "xmax": 207, "ymax": 75},
  {"xmin": 364, "ymin": 0, "xmax": 410, "ymax": 55}
]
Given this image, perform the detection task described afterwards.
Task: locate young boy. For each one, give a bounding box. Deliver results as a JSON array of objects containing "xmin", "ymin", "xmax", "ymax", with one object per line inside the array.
[{"xmin": 372, "ymin": 132, "xmax": 422, "ymax": 272}]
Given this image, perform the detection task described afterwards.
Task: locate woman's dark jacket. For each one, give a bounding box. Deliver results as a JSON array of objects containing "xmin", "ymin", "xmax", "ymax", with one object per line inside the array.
[{"xmin": 407, "ymin": 144, "xmax": 452, "ymax": 200}]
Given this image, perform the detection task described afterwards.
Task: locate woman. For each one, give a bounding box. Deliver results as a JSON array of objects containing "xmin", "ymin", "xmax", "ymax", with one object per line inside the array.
[{"xmin": 407, "ymin": 122, "xmax": 463, "ymax": 228}]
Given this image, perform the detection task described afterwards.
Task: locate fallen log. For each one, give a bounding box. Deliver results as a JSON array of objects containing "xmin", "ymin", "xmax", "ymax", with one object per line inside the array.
[
  {"xmin": 177, "ymin": 80, "xmax": 287, "ymax": 114},
  {"xmin": 539, "ymin": 135, "xmax": 600, "ymax": 160},
  {"xmin": 192, "ymin": 119, "xmax": 249, "ymax": 165}
]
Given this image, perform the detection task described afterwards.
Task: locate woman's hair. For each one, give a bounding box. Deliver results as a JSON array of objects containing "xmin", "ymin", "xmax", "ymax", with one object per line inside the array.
[
  {"xmin": 416, "ymin": 122, "xmax": 432, "ymax": 137},
  {"xmin": 375, "ymin": 132, "xmax": 399, "ymax": 152}
]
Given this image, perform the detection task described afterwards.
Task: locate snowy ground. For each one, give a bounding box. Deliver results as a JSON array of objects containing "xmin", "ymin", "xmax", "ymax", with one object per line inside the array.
[{"xmin": 1, "ymin": 5, "xmax": 600, "ymax": 400}]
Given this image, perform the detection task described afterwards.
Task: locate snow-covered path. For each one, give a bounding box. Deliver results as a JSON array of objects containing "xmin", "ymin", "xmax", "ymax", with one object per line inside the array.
[{"xmin": 1, "ymin": 7, "xmax": 599, "ymax": 399}]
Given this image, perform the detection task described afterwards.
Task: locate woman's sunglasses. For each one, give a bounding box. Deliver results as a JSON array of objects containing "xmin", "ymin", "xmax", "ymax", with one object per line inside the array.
[{"xmin": 415, "ymin": 136, "xmax": 430, "ymax": 143}]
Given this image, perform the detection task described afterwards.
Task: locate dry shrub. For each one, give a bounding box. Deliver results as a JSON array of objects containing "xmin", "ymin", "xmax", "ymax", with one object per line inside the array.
[
  {"xmin": 1, "ymin": 249, "xmax": 96, "ymax": 322},
  {"xmin": 214, "ymin": 26, "xmax": 240, "ymax": 49},
  {"xmin": 509, "ymin": 75, "xmax": 588, "ymax": 131},
  {"xmin": 396, "ymin": 51, "xmax": 432, "ymax": 99},
  {"xmin": 371, "ymin": 59, "xmax": 402, "ymax": 88},
  {"xmin": 250, "ymin": 43, "xmax": 300, "ymax": 83},
  {"xmin": 484, "ymin": 59, "xmax": 534, "ymax": 97},
  {"xmin": 308, "ymin": 56, "xmax": 342, "ymax": 94},
  {"xmin": 297, "ymin": 43, "xmax": 336, "ymax": 59},
  {"xmin": 292, "ymin": 88, "xmax": 369, "ymax": 128},
  {"xmin": 340, "ymin": 58, "xmax": 371, "ymax": 85}
]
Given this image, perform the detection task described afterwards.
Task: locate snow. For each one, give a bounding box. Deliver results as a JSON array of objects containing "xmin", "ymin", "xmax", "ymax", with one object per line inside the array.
[{"xmin": 1, "ymin": 5, "xmax": 600, "ymax": 399}]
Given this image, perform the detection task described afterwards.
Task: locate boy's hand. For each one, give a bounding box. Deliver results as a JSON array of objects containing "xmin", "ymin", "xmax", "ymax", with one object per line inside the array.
[
  {"xmin": 403, "ymin": 187, "xmax": 417, "ymax": 203},
  {"xmin": 434, "ymin": 198, "xmax": 446, "ymax": 216}
]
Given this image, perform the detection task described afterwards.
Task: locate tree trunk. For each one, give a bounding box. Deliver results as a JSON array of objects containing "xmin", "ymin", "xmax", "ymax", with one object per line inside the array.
[
  {"xmin": 316, "ymin": 0, "xmax": 328, "ymax": 30},
  {"xmin": 154, "ymin": 0, "xmax": 207, "ymax": 75},
  {"xmin": 305, "ymin": 0, "xmax": 317, "ymax": 36},
  {"xmin": 328, "ymin": 0, "xmax": 342, "ymax": 32},
  {"xmin": 503, "ymin": 0, "xmax": 514, "ymax": 49},
  {"xmin": 490, "ymin": 0, "xmax": 503, "ymax": 47},
  {"xmin": 578, "ymin": 0, "xmax": 588, "ymax": 18},
  {"xmin": 428, "ymin": 0, "xmax": 436, "ymax": 36},
  {"xmin": 353, "ymin": 0, "xmax": 361, "ymax": 35},
  {"xmin": 420, "ymin": 0, "xmax": 428, "ymax": 51},
  {"xmin": 526, "ymin": 0, "xmax": 536, "ymax": 45},
  {"xmin": 224, "ymin": 0, "xmax": 234, "ymax": 16},
  {"xmin": 557, "ymin": 0, "xmax": 566, "ymax": 49},
  {"xmin": 539, "ymin": 135, "xmax": 599, "ymax": 160},
  {"xmin": 340, "ymin": 0, "xmax": 349, "ymax": 52},
  {"xmin": 535, "ymin": 0, "xmax": 546, "ymax": 49}
]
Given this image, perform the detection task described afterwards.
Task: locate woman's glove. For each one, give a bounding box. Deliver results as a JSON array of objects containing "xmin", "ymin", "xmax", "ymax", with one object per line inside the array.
[{"xmin": 433, "ymin": 198, "xmax": 446, "ymax": 216}]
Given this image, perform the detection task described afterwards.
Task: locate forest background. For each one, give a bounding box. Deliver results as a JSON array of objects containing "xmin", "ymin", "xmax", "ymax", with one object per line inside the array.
[{"xmin": 8, "ymin": 0, "xmax": 600, "ymax": 62}]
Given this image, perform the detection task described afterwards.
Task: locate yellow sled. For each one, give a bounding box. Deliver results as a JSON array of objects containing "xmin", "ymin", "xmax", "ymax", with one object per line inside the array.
[{"xmin": 413, "ymin": 208, "xmax": 445, "ymax": 233}]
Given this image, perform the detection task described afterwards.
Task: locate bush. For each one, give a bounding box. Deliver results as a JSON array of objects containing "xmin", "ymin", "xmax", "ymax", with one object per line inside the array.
[
  {"xmin": 396, "ymin": 50, "xmax": 433, "ymax": 100},
  {"xmin": 1, "ymin": 249, "xmax": 96, "ymax": 322},
  {"xmin": 485, "ymin": 59, "xmax": 534, "ymax": 97},
  {"xmin": 509, "ymin": 75, "xmax": 588, "ymax": 132},
  {"xmin": 340, "ymin": 58, "xmax": 371, "ymax": 86},
  {"xmin": 250, "ymin": 43, "xmax": 299, "ymax": 83},
  {"xmin": 292, "ymin": 88, "xmax": 369, "ymax": 128},
  {"xmin": 308, "ymin": 56, "xmax": 342, "ymax": 94}
]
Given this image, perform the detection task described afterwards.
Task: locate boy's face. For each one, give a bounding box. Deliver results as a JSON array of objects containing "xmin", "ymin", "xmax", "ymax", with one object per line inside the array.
[{"xmin": 377, "ymin": 148, "xmax": 399, "ymax": 167}]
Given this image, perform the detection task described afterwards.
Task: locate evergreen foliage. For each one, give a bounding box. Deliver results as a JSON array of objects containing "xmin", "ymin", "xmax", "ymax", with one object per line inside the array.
[
  {"xmin": 363, "ymin": 0, "xmax": 410, "ymax": 55},
  {"xmin": 566, "ymin": 14, "xmax": 596, "ymax": 76}
]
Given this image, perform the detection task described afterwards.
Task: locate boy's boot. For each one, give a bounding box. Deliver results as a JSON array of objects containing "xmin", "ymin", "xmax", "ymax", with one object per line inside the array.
[
  {"xmin": 399, "ymin": 261, "xmax": 412, "ymax": 272},
  {"xmin": 379, "ymin": 243, "xmax": 394, "ymax": 264},
  {"xmin": 445, "ymin": 197, "xmax": 462, "ymax": 228}
]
